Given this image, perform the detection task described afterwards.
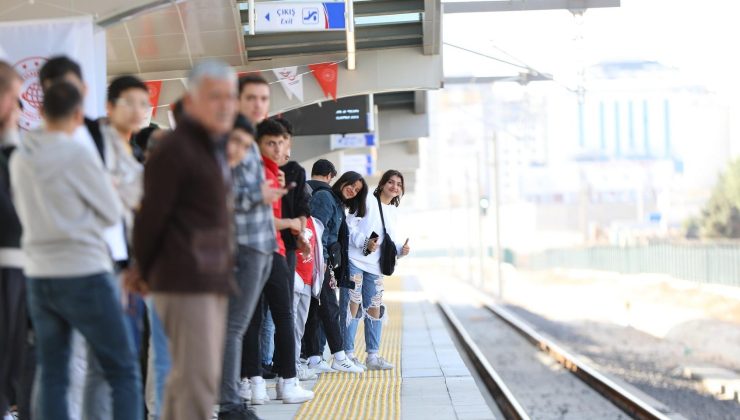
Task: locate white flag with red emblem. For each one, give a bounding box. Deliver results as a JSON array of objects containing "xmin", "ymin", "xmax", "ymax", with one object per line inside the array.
[
  {"xmin": 272, "ymin": 67, "xmax": 304, "ymax": 102},
  {"xmin": 0, "ymin": 16, "xmax": 103, "ymax": 130}
]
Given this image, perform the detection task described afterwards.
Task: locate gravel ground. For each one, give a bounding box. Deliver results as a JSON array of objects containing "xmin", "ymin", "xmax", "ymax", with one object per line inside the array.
[
  {"xmin": 449, "ymin": 304, "xmax": 628, "ymax": 420},
  {"xmin": 503, "ymin": 304, "xmax": 740, "ymax": 420}
]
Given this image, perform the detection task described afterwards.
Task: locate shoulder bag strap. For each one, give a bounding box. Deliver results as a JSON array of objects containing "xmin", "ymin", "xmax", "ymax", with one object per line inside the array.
[{"xmin": 376, "ymin": 194, "xmax": 387, "ymax": 235}]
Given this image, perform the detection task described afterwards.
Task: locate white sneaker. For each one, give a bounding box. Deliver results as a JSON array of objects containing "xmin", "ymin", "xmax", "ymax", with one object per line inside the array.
[
  {"xmin": 366, "ymin": 356, "xmax": 395, "ymax": 370},
  {"xmin": 238, "ymin": 378, "xmax": 251, "ymax": 400},
  {"xmin": 331, "ymin": 357, "xmax": 364, "ymax": 373},
  {"xmin": 297, "ymin": 364, "xmax": 318, "ymax": 380},
  {"xmin": 281, "ymin": 379, "xmax": 314, "ymax": 404},
  {"xmin": 307, "ymin": 359, "xmax": 335, "ymax": 373},
  {"xmin": 350, "ymin": 356, "xmax": 367, "ymax": 371},
  {"xmin": 249, "ymin": 377, "xmax": 270, "ymax": 405}
]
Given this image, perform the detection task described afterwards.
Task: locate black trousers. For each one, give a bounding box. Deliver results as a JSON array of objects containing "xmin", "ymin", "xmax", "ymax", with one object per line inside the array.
[
  {"xmin": 0, "ymin": 267, "xmax": 28, "ymax": 414},
  {"xmin": 271, "ymin": 250, "xmax": 298, "ymax": 369},
  {"xmin": 302, "ymin": 268, "xmax": 343, "ymax": 357},
  {"xmin": 242, "ymin": 253, "xmax": 296, "ymax": 379}
]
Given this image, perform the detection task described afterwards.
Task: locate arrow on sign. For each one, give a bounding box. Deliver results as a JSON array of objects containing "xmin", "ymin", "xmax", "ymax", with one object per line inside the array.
[{"xmin": 265, "ymin": 12, "xmax": 271, "ymax": 21}]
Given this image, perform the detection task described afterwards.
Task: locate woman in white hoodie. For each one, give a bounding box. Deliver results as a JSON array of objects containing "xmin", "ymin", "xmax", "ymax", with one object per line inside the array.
[{"xmin": 341, "ymin": 170, "xmax": 411, "ymax": 371}]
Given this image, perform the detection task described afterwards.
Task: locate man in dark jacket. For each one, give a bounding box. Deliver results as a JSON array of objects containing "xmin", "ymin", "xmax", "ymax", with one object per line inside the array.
[{"xmin": 133, "ymin": 60, "xmax": 238, "ymax": 420}]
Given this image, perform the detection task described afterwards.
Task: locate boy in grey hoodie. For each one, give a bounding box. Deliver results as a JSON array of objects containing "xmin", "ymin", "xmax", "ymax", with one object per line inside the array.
[{"xmin": 9, "ymin": 81, "xmax": 142, "ymax": 420}]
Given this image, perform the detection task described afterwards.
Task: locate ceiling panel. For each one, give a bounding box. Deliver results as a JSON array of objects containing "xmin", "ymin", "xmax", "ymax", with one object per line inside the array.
[
  {"xmin": 187, "ymin": 31, "xmax": 241, "ymax": 58},
  {"xmin": 126, "ymin": 9, "xmax": 183, "ymax": 38},
  {"xmin": 106, "ymin": 37, "xmax": 136, "ymax": 62},
  {"xmin": 106, "ymin": 24, "xmax": 128, "ymax": 40},
  {"xmin": 138, "ymin": 58, "xmax": 191, "ymax": 73},
  {"xmin": 180, "ymin": 4, "xmax": 236, "ymax": 32},
  {"xmin": 107, "ymin": 61, "xmax": 139, "ymax": 75},
  {"xmin": 132, "ymin": 33, "xmax": 189, "ymax": 60}
]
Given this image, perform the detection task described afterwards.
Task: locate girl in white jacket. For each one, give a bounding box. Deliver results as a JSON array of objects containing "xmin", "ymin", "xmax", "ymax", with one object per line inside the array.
[{"xmin": 341, "ymin": 170, "xmax": 411, "ymax": 370}]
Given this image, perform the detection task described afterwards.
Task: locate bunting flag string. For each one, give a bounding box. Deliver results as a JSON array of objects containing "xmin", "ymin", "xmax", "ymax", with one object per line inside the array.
[{"xmin": 146, "ymin": 58, "xmax": 348, "ymax": 108}]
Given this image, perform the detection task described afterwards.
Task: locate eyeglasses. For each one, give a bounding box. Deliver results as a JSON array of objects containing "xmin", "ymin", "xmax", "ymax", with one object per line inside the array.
[{"xmin": 116, "ymin": 97, "xmax": 152, "ymax": 112}]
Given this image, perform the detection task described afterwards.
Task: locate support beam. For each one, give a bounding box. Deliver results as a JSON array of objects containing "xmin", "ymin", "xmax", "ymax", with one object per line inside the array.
[{"xmin": 443, "ymin": 0, "xmax": 620, "ymax": 14}]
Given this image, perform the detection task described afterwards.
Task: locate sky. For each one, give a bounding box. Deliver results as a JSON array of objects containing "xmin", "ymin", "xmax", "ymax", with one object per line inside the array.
[{"xmin": 443, "ymin": 0, "xmax": 740, "ymax": 98}]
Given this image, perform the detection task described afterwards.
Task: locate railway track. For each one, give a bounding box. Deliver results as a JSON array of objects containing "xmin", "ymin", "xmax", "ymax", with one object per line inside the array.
[{"xmin": 438, "ymin": 299, "xmax": 676, "ymax": 420}]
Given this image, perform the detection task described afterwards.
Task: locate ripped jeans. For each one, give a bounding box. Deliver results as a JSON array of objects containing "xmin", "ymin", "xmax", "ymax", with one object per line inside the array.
[{"xmin": 339, "ymin": 262, "xmax": 385, "ymax": 355}]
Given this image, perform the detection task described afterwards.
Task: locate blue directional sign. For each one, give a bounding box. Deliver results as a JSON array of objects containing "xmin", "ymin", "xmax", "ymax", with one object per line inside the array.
[{"xmin": 254, "ymin": 2, "xmax": 346, "ymax": 33}]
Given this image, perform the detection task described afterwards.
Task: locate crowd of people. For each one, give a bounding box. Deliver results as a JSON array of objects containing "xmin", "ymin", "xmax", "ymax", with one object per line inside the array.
[{"xmin": 0, "ymin": 56, "xmax": 411, "ymax": 420}]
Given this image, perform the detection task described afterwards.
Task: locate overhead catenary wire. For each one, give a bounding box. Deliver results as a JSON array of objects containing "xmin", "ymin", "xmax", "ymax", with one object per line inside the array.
[{"xmin": 444, "ymin": 42, "xmax": 581, "ymax": 94}]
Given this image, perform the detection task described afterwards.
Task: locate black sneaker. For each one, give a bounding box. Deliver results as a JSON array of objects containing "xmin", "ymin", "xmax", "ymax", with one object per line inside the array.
[
  {"xmin": 261, "ymin": 363, "xmax": 277, "ymax": 380},
  {"xmin": 218, "ymin": 404, "xmax": 261, "ymax": 420}
]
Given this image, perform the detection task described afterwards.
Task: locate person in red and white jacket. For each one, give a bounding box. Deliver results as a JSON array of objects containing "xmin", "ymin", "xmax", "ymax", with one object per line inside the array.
[{"xmin": 291, "ymin": 216, "xmax": 325, "ymax": 380}]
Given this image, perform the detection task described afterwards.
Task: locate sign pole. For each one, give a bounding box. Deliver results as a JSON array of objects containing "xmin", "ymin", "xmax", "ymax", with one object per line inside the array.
[
  {"xmin": 345, "ymin": 0, "xmax": 356, "ymax": 70},
  {"xmin": 248, "ymin": 0, "xmax": 255, "ymax": 35}
]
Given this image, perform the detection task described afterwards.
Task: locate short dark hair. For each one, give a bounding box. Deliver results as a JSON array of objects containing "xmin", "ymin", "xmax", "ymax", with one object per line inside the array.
[
  {"xmin": 43, "ymin": 81, "xmax": 82, "ymax": 121},
  {"xmin": 233, "ymin": 113, "xmax": 256, "ymax": 138},
  {"xmin": 238, "ymin": 74, "xmax": 268, "ymax": 96},
  {"xmin": 332, "ymin": 171, "xmax": 368, "ymax": 217},
  {"xmin": 132, "ymin": 123, "xmax": 160, "ymax": 156},
  {"xmin": 107, "ymin": 75, "xmax": 148, "ymax": 104},
  {"xmin": 256, "ymin": 118, "xmax": 287, "ymax": 143},
  {"xmin": 311, "ymin": 159, "xmax": 337, "ymax": 178},
  {"xmin": 39, "ymin": 56, "xmax": 83, "ymax": 89},
  {"xmin": 374, "ymin": 170, "xmax": 405, "ymax": 207},
  {"xmin": 270, "ymin": 116, "xmax": 293, "ymax": 137}
]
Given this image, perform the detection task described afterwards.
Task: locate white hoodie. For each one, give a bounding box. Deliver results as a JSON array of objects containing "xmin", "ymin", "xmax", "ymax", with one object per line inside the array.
[
  {"xmin": 9, "ymin": 128, "xmax": 122, "ymax": 277},
  {"xmin": 347, "ymin": 194, "xmax": 404, "ymax": 276}
]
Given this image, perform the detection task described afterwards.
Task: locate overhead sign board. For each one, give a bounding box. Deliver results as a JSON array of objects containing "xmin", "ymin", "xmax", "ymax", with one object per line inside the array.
[
  {"xmin": 341, "ymin": 153, "xmax": 376, "ymax": 177},
  {"xmin": 254, "ymin": 2, "xmax": 346, "ymax": 33},
  {"xmin": 330, "ymin": 133, "xmax": 377, "ymax": 150},
  {"xmin": 281, "ymin": 95, "xmax": 370, "ymax": 136}
]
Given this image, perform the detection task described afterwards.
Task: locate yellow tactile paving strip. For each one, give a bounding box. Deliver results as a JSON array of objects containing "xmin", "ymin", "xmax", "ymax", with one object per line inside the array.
[{"xmin": 296, "ymin": 276, "xmax": 402, "ymax": 419}]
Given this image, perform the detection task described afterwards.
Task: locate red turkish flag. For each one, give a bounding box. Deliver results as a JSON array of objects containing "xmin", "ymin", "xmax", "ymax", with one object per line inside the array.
[
  {"xmin": 143, "ymin": 80, "xmax": 162, "ymax": 117},
  {"xmin": 309, "ymin": 62, "xmax": 338, "ymax": 101},
  {"xmin": 237, "ymin": 71, "xmax": 262, "ymax": 78}
]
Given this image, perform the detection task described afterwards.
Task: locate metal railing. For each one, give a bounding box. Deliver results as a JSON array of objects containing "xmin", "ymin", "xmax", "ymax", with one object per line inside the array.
[{"xmin": 527, "ymin": 242, "xmax": 740, "ymax": 287}]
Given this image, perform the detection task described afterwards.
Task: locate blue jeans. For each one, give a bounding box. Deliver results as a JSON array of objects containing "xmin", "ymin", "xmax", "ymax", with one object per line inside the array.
[
  {"xmin": 26, "ymin": 273, "xmax": 142, "ymax": 420},
  {"xmin": 339, "ymin": 263, "xmax": 385, "ymax": 354},
  {"xmin": 220, "ymin": 248, "xmax": 271, "ymax": 411},
  {"xmin": 146, "ymin": 298, "xmax": 170, "ymax": 420},
  {"xmin": 259, "ymin": 307, "xmax": 275, "ymax": 365}
]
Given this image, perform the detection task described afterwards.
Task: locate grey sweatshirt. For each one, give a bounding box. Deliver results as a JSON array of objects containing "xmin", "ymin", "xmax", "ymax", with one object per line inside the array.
[{"xmin": 9, "ymin": 128, "xmax": 123, "ymax": 277}]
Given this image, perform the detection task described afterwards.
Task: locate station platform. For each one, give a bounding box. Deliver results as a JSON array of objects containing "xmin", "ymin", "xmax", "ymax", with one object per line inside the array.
[{"xmin": 253, "ymin": 277, "xmax": 497, "ymax": 420}]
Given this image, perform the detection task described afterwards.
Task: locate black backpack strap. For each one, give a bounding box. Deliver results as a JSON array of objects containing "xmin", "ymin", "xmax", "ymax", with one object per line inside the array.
[{"xmin": 84, "ymin": 117, "xmax": 105, "ymax": 163}]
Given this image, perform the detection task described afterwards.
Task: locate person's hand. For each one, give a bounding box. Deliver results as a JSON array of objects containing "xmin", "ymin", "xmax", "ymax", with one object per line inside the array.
[
  {"xmin": 261, "ymin": 182, "xmax": 287, "ymax": 204},
  {"xmin": 122, "ymin": 266, "xmax": 149, "ymax": 296},
  {"xmin": 401, "ymin": 238, "xmax": 410, "ymax": 256},
  {"xmin": 297, "ymin": 235, "xmax": 311, "ymax": 259},
  {"xmin": 367, "ymin": 236, "xmax": 379, "ymax": 253},
  {"xmin": 277, "ymin": 170, "xmax": 286, "ymax": 188},
  {"xmin": 289, "ymin": 218, "xmax": 302, "ymax": 235}
]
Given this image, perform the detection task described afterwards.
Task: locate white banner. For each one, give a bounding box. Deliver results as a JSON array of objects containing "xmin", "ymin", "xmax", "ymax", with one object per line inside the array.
[
  {"xmin": 0, "ymin": 17, "xmax": 103, "ymax": 130},
  {"xmin": 272, "ymin": 66, "xmax": 304, "ymax": 102}
]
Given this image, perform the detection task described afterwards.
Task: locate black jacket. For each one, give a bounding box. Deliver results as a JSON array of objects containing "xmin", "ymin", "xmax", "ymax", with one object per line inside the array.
[
  {"xmin": 279, "ymin": 161, "xmax": 311, "ymax": 251},
  {"xmin": 0, "ymin": 146, "xmax": 21, "ymax": 249}
]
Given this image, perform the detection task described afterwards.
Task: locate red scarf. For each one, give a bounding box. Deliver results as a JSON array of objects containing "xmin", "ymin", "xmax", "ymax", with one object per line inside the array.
[{"xmin": 262, "ymin": 155, "xmax": 286, "ymax": 256}]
